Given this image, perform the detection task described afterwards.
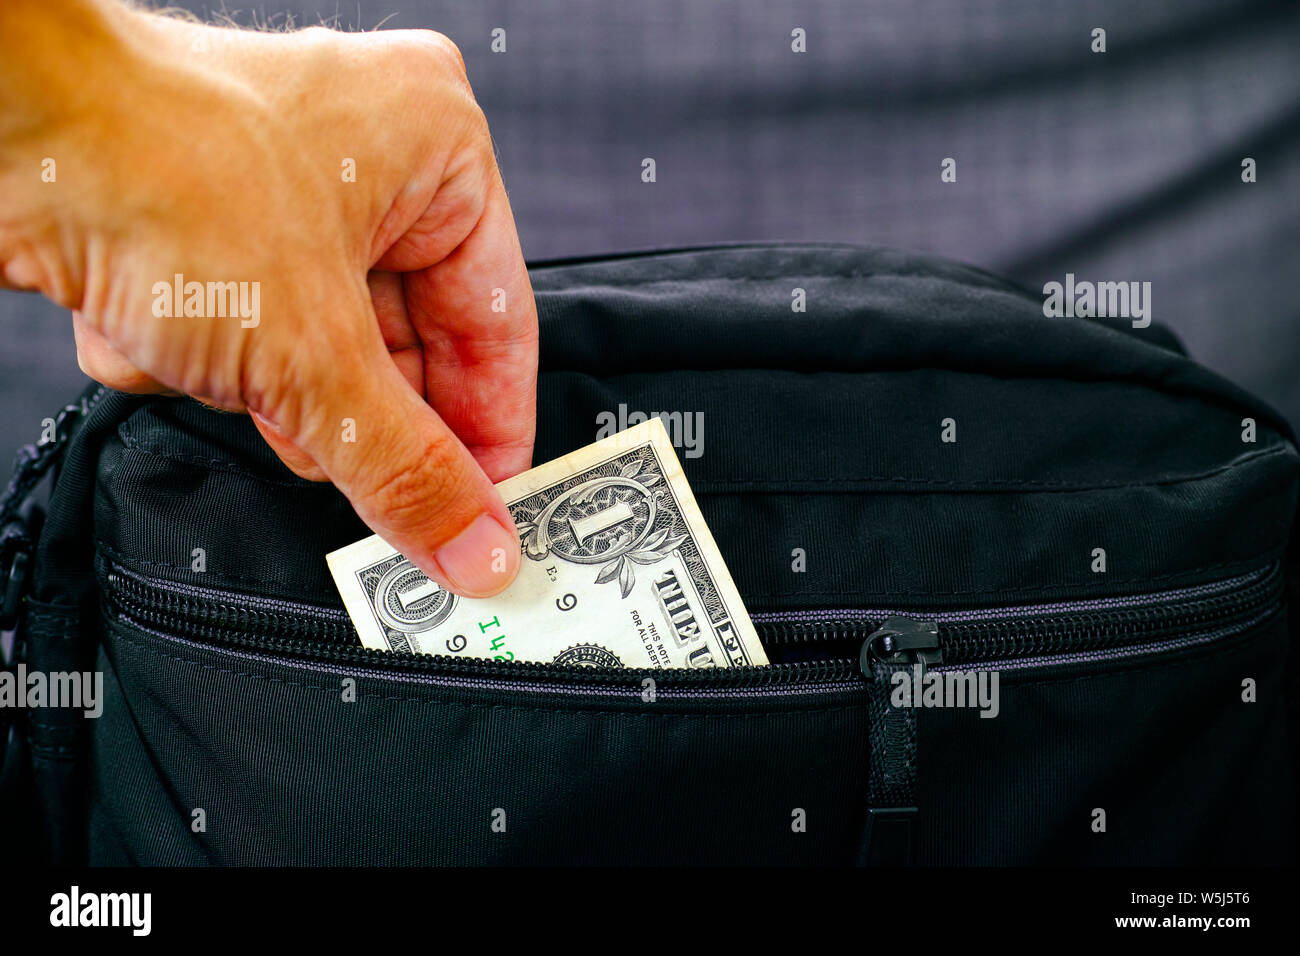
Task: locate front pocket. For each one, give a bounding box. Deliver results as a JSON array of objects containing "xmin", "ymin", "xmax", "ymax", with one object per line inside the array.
[{"xmin": 93, "ymin": 553, "xmax": 1287, "ymax": 864}]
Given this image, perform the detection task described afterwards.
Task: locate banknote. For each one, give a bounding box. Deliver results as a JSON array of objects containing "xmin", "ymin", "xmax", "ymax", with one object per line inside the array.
[{"xmin": 326, "ymin": 417, "xmax": 769, "ymax": 668}]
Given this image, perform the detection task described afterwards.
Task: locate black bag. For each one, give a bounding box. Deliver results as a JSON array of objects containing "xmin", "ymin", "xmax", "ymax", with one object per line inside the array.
[{"xmin": 2, "ymin": 243, "xmax": 1296, "ymax": 866}]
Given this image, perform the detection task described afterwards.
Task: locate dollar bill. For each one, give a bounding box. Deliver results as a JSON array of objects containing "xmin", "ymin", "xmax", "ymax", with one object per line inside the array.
[{"xmin": 326, "ymin": 417, "xmax": 769, "ymax": 668}]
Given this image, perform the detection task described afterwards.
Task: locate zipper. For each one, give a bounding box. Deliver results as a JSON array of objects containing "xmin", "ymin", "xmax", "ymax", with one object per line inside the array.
[
  {"xmin": 100, "ymin": 556, "xmax": 1283, "ymax": 696},
  {"xmin": 99, "ymin": 557, "xmax": 858, "ymax": 698},
  {"xmin": 755, "ymin": 565, "xmax": 1285, "ymax": 671},
  {"xmin": 99, "ymin": 555, "xmax": 1284, "ymax": 865}
]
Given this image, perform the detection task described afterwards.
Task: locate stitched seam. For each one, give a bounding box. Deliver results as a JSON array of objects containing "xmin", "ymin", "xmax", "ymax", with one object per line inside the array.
[
  {"xmin": 95, "ymin": 545, "xmax": 1282, "ymax": 596},
  {"xmin": 691, "ymin": 445, "xmax": 1291, "ymax": 491},
  {"xmin": 110, "ymin": 430, "xmax": 1291, "ymax": 497},
  {"xmin": 25, "ymin": 625, "xmax": 80, "ymax": 641},
  {"xmin": 31, "ymin": 747, "xmax": 77, "ymax": 758},
  {"xmin": 539, "ymin": 267, "xmax": 1020, "ymax": 293},
  {"xmin": 24, "ymin": 601, "xmax": 79, "ymax": 621},
  {"xmin": 117, "ymin": 425, "xmax": 315, "ymax": 489},
  {"xmin": 96, "ymin": 542, "xmax": 323, "ymax": 590},
  {"xmin": 738, "ymin": 554, "xmax": 1285, "ymax": 598}
]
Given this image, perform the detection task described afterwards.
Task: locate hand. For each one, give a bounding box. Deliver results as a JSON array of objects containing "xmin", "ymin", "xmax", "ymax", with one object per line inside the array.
[{"xmin": 0, "ymin": 1, "xmax": 536, "ymax": 597}]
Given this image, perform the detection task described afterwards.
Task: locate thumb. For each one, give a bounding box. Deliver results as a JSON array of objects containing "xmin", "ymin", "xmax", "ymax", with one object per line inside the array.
[{"xmin": 256, "ymin": 333, "xmax": 522, "ymax": 599}]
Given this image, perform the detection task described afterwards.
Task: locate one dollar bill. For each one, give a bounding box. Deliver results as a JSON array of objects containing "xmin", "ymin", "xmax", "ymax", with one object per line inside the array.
[{"xmin": 326, "ymin": 417, "xmax": 769, "ymax": 668}]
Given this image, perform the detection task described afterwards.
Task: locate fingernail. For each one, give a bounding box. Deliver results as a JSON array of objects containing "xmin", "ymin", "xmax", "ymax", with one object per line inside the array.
[{"xmin": 429, "ymin": 513, "xmax": 520, "ymax": 598}]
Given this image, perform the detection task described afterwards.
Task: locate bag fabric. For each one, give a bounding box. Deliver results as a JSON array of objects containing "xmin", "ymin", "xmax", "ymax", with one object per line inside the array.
[{"xmin": 3, "ymin": 242, "xmax": 1297, "ymax": 865}]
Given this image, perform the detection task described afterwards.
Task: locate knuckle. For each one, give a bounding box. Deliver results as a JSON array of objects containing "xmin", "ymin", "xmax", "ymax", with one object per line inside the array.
[
  {"xmin": 297, "ymin": 25, "xmax": 336, "ymax": 44},
  {"xmin": 394, "ymin": 29, "xmax": 468, "ymax": 80},
  {"xmin": 425, "ymin": 30, "xmax": 468, "ymax": 76},
  {"xmin": 239, "ymin": 351, "xmax": 315, "ymax": 439}
]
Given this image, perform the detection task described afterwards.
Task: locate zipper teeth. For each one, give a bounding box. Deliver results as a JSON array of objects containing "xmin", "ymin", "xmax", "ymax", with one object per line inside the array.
[
  {"xmin": 108, "ymin": 607, "xmax": 856, "ymax": 692},
  {"xmin": 939, "ymin": 570, "xmax": 1279, "ymax": 664},
  {"xmin": 755, "ymin": 564, "xmax": 1281, "ymax": 663},
  {"xmin": 100, "ymin": 557, "xmax": 1283, "ymax": 692},
  {"xmin": 119, "ymin": 617, "xmax": 865, "ymax": 700},
  {"xmin": 106, "ymin": 562, "xmax": 355, "ymax": 642},
  {"xmin": 934, "ymin": 603, "xmax": 1281, "ymax": 674},
  {"xmin": 101, "ymin": 559, "xmax": 844, "ymax": 689}
]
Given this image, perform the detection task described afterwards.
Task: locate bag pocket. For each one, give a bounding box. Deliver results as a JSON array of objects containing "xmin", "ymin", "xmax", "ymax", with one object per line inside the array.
[{"xmin": 88, "ymin": 553, "xmax": 1292, "ymax": 864}]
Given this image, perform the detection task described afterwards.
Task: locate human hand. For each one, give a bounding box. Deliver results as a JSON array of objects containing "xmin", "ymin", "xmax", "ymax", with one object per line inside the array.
[{"xmin": 0, "ymin": 1, "xmax": 536, "ymax": 597}]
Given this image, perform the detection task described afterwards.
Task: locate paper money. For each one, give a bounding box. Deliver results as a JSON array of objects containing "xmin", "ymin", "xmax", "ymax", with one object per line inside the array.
[{"xmin": 326, "ymin": 417, "xmax": 768, "ymax": 668}]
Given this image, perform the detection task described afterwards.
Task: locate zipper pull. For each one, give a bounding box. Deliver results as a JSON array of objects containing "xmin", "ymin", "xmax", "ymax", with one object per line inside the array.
[
  {"xmin": 860, "ymin": 615, "xmax": 943, "ymax": 677},
  {"xmin": 857, "ymin": 616, "xmax": 940, "ymax": 867}
]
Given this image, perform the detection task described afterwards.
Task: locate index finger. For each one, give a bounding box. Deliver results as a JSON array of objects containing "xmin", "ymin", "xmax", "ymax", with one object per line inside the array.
[{"xmin": 402, "ymin": 166, "xmax": 538, "ymax": 483}]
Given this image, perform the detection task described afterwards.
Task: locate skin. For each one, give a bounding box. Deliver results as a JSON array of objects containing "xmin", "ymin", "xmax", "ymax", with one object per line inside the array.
[{"xmin": 0, "ymin": 0, "xmax": 537, "ymax": 597}]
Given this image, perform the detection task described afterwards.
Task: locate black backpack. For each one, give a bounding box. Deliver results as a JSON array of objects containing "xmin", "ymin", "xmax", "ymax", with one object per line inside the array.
[{"xmin": 2, "ymin": 242, "xmax": 1296, "ymax": 865}]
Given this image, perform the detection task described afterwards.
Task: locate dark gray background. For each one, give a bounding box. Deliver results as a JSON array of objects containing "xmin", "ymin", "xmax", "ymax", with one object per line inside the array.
[{"xmin": 2, "ymin": 0, "xmax": 1297, "ymax": 459}]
